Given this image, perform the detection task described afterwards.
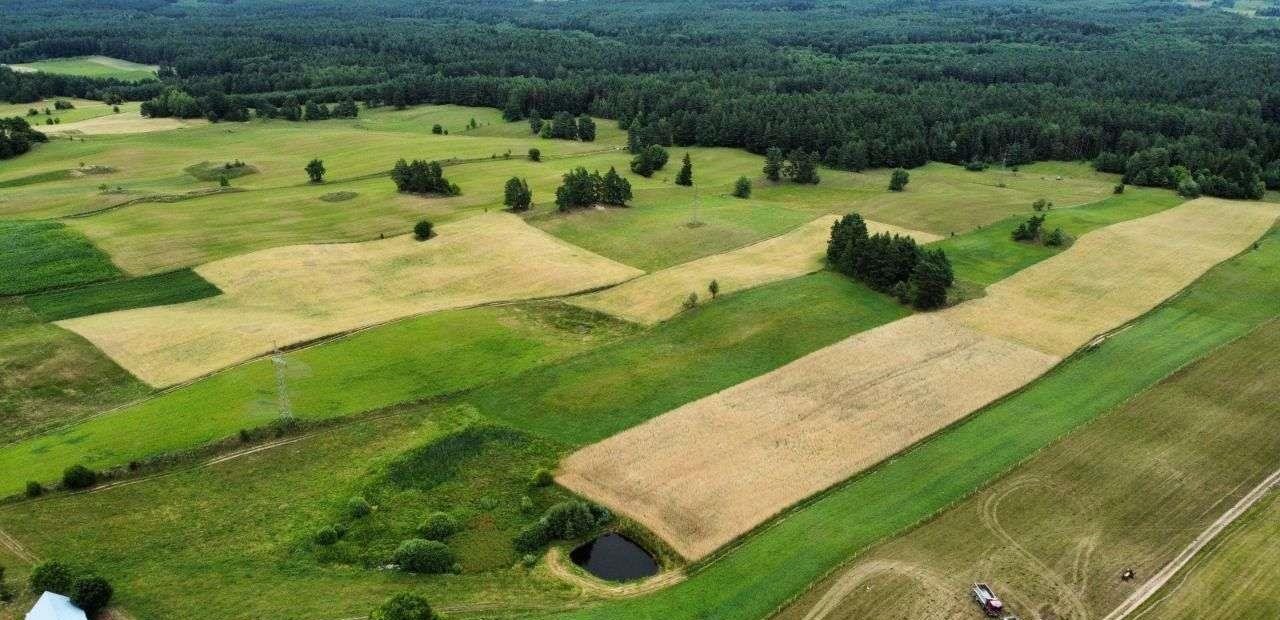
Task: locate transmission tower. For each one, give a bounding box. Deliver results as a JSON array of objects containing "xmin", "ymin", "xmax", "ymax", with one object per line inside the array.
[{"xmin": 272, "ymin": 344, "xmax": 294, "ymax": 421}]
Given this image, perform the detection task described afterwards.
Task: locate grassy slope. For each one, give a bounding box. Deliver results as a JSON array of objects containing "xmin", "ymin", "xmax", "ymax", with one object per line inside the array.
[
  {"xmin": 775, "ymin": 319, "xmax": 1280, "ymax": 619},
  {"xmin": 0, "ymin": 303, "xmax": 631, "ymax": 495},
  {"xmin": 25, "ymin": 268, "xmax": 221, "ymax": 321},
  {"xmin": 549, "ymin": 225, "xmax": 1280, "ymax": 619},
  {"xmin": 1134, "ymin": 489, "xmax": 1280, "ymax": 620},
  {"xmin": 0, "ymin": 100, "xmax": 140, "ymax": 125},
  {"xmin": 0, "ymin": 220, "xmax": 121, "ymax": 295},
  {"xmin": 0, "ymin": 299, "xmax": 149, "ymax": 444}
]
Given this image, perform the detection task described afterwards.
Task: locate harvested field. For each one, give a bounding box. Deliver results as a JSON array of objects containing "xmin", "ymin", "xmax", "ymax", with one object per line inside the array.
[
  {"xmin": 569, "ymin": 216, "xmax": 940, "ymax": 324},
  {"xmin": 42, "ymin": 114, "xmax": 206, "ymax": 135},
  {"xmin": 558, "ymin": 314, "xmax": 1059, "ymax": 560},
  {"xmin": 947, "ymin": 197, "xmax": 1280, "ymax": 356},
  {"xmin": 59, "ymin": 213, "xmax": 642, "ymax": 386},
  {"xmin": 558, "ymin": 199, "xmax": 1278, "ymax": 561}
]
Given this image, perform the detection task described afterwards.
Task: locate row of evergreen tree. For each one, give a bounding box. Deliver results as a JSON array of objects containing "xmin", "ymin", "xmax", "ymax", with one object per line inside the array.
[
  {"xmin": 554, "ymin": 167, "xmax": 631, "ymax": 211},
  {"xmin": 826, "ymin": 213, "xmax": 953, "ymax": 310}
]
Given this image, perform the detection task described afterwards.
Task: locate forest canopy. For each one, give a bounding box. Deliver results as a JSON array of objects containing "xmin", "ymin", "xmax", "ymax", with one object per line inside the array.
[{"xmin": 3, "ymin": 0, "xmax": 1280, "ymax": 197}]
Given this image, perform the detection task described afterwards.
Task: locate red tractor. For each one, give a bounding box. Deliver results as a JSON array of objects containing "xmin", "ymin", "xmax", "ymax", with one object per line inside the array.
[{"xmin": 971, "ymin": 583, "xmax": 1005, "ymax": 617}]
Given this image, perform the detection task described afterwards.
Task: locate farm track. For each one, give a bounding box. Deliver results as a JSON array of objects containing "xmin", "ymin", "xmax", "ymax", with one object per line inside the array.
[{"xmin": 1103, "ymin": 466, "xmax": 1280, "ymax": 620}]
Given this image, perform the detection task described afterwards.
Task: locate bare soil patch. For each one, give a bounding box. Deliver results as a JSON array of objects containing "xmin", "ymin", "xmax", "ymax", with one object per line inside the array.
[{"xmin": 59, "ymin": 213, "xmax": 642, "ymax": 386}]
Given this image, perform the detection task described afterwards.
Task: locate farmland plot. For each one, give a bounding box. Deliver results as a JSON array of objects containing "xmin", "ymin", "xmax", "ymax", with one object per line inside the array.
[
  {"xmin": 558, "ymin": 198, "xmax": 1279, "ymax": 561},
  {"xmin": 569, "ymin": 216, "xmax": 940, "ymax": 325},
  {"xmin": 59, "ymin": 213, "xmax": 642, "ymax": 386}
]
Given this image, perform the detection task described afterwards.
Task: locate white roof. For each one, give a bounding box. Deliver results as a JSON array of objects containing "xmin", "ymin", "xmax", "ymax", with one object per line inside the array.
[{"xmin": 25, "ymin": 592, "xmax": 87, "ymax": 620}]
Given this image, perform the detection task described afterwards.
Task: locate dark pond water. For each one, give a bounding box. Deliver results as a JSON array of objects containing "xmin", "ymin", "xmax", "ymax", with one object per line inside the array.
[{"xmin": 569, "ymin": 532, "xmax": 658, "ymax": 581}]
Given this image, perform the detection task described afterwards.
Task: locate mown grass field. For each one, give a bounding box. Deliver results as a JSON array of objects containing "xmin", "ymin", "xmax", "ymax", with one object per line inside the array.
[
  {"xmin": 3, "ymin": 55, "xmax": 158, "ymax": 81},
  {"xmin": 0, "ymin": 99, "xmax": 140, "ymax": 125},
  {"xmin": 547, "ymin": 224, "xmax": 1280, "ymax": 619},
  {"xmin": 1133, "ymin": 488, "xmax": 1280, "ymax": 620},
  {"xmin": 775, "ymin": 319, "xmax": 1280, "ymax": 620}
]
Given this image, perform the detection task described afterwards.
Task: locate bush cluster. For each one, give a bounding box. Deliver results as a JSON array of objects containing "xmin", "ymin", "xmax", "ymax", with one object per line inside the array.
[
  {"xmin": 826, "ymin": 213, "xmax": 953, "ymax": 310},
  {"xmin": 512, "ymin": 500, "xmax": 612, "ymax": 553},
  {"xmin": 391, "ymin": 159, "xmax": 460, "ymax": 195},
  {"xmin": 555, "ymin": 167, "xmax": 631, "ymax": 210}
]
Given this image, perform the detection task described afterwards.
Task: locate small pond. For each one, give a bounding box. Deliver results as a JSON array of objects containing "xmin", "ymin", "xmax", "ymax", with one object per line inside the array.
[{"xmin": 569, "ymin": 532, "xmax": 658, "ymax": 582}]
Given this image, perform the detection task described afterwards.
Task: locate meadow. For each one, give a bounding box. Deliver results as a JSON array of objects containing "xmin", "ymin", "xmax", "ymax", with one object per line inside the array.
[
  {"xmin": 3, "ymin": 55, "xmax": 158, "ymax": 81},
  {"xmin": 0, "ymin": 99, "xmax": 140, "ymax": 125}
]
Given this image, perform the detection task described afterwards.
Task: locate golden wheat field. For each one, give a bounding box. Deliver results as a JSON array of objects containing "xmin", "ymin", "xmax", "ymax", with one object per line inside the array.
[
  {"xmin": 946, "ymin": 198, "xmax": 1280, "ymax": 356},
  {"xmin": 557, "ymin": 198, "xmax": 1279, "ymax": 561},
  {"xmin": 568, "ymin": 216, "xmax": 941, "ymax": 324},
  {"xmin": 58, "ymin": 213, "xmax": 643, "ymax": 386}
]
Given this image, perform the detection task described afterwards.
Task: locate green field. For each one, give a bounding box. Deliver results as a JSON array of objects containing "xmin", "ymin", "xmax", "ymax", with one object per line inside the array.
[
  {"xmin": 25, "ymin": 268, "xmax": 221, "ymax": 321},
  {"xmin": 0, "ymin": 303, "xmax": 632, "ymax": 495},
  {"xmin": 1134, "ymin": 488, "xmax": 1280, "ymax": 620},
  {"xmin": 544, "ymin": 224, "xmax": 1280, "ymax": 619},
  {"xmin": 3, "ymin": 56, "xmax": 158, "ymax": 81},
  {"xmin": 0, "ymin": 99, "xmax": 140, "ymax": 126},
  {"xmin": 0, "ymin": 220, "xmax": 121, "ymax": 295}
]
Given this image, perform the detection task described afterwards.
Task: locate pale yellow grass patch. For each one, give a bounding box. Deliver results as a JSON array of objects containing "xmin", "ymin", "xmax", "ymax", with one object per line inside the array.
[
  {"xmin": 946, "ymin": 198, "xmax": 1280, "ymax": 356},
  {"xmin": 557, "ymin": 198, "xmax": 1278, "ymax": 561},
  {"xmin": 43, "ymin": 114, "xmax": 206, "ymax": 135},
  {"xmin": 558, "ymin": 314, "xmax": 1059, "ymax": 560},
  {"xmin": 59, "ymin": 213, "xmax": 642, "ymax": 387},
  {"xmin": 569, "ymin": 217, "xmax": 941, "ymax": 324}
]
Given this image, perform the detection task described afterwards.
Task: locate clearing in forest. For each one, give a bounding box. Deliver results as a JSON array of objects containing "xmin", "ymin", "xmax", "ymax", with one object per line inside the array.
[
  {"xmin": 568, "ymin": 216, "xmax": 940, "ymax": 324},
  {"xmin": 558, "ymin": 198, "xmax": 1279, "ymax": 561},
  {"xmin": 58, "ymin": 213, "xmax": 642, "ymax": 387},
  {"xmin": 3, "ymin": 55, "xmax": 158, "ymax": 81}
]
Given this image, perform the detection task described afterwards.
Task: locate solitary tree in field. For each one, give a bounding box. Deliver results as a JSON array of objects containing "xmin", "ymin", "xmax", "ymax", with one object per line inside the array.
[
  {"xmin": 733, "ymin": 176, "xmax": 752, "ymax": 198},
  {"xmin": 576, "ymin": 115, "xmax": 596, "ymax": 142},
  {"xmin": 889, "ymin": 168, "xmax": 909, "ymax": 191},
  {"xmin": 763, "ymin": 147, "xmax": 784, "ymax": 182},
  {"xmin": 675, "ymin": 153, "xmax": 693, "ymax": 186},
  {"xmin": 630, "ymin": 144, "xmax": 668, "ymax": 177},
  {"xmin": 414, "ymin": 219, "xmax": 434, "ymax": 240},
  {"xmin": 708, "ymin": 279, "xmax": 720, "ymax": 299},
  {"xmin": 527, "ymin": 147, "xmax": 540, "ymax": 162},
  {"xmin": 370, "ymin": 593, "xmax": 438, "ymax": 620},
  {"xmin": 503, "ymin": 177, "xmax": 533, "ymax": 211},
  {"xmin": 305, "ymin": 158, "xmax": 326, "ymax": 183}
]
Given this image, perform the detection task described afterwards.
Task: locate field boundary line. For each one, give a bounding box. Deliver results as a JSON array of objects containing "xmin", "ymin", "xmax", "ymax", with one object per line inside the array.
[
  {"xmin": 1103, "ymin": 465, "xmax": 1280, "ymax": 620},
  {"xmin": 0, "ymin": 524, "xmax": 37, "ymax": 564}
]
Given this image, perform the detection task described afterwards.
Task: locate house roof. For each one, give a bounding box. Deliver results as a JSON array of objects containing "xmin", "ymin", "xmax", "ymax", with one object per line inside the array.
[{"xmin": 25, "ymin": 592, "xmax": 88, "ymax": 620}]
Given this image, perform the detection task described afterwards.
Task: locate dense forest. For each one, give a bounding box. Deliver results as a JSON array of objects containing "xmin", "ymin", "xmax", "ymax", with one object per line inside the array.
[{"xmin": 4, "ymin": 0, "xmax": 1280, "ymax": 197}]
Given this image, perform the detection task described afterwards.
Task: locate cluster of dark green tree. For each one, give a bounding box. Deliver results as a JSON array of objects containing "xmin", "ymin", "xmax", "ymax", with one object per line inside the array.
[
  {"xmin": 826, "ymin": 213, "xmax": 953, "ymax": 310},
  {"xmin": 554, "ymin": 167, "xmax": 631, "ymax": 210},
  {"xmin": 27, "ymin": 560, "xmax": 114, "ymax": 617},
  {"xmin": 0, "ymin": 116, "xmax": 46, "ymax": 159},
  {"xmin": 527, "ymin": 110, "xmax": 594, "ymax": 141},
  {"xmin": 512, "ymin": 500, "xmax": 612, "ymax": 554},
  {"xmin": 503, "ymin": 176, "xmax": 533, "ymax": 211},
  {"xmin": 1094, "ymin": 144, "xmax": 1264, "ymax": 199},
  {"xmin": 391, "ymin": 159, "xmax": 460, "ymax": 195},
  {"xmin": 763, "ymin": 147, "xmax": 819, "ymax": 184},
  {"xmin": 1010, "ymin": 214, "xmax": 1066, "ymax": 246},
  {"xmin": 5, "ymin": 0, "xmax": 1280, "ymax": 188}
]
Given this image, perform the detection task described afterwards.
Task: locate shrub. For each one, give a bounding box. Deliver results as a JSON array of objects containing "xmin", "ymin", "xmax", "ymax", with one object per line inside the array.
[
  {"xmin": 1044, "ymin": 227, "xmax": 1067, "ymax": 247},
  {"xmin": 732, "ymin": 176, "xmax": 752, "ymax": 198},
  {"xmin": 519, "ymin": 495, "xmax": 535, "ymax": 514},
  {"xmin": 25, "ymin": 481, "xmax": 43, "ymax": 498},
  {"xmin": 681, "ymin": 292, "xmax": 698, "ymax": 311},
  {"xmin": 305, "ymin": 158, "xmax": 325, "ymax": 183},
  {"xmin": 1114, "ymin": 183, "xmax": 1125, "ymax": 194},
  {"xmin": 512, "ymin": 520, "xmax": 549, "ymax": 553},
  {"xmin": 521, "ymin": 554, "xmax": 538, "ymax": 568},
  {"xmin": 370, "ymin": 592, "xmax": 438, "ymax": 620},
  {"xmin": 530, "ymin": 468, "xmax": 553, "ymax": 488},
  {"xmin": 1177, "ymin": 177, "xmax": 1201, "ymax": 198},
  {"xmin": 527, "ymin": 147, "xmax": 540, "ymax": 162},
  {"xmin": 1032, "ymin": 198, "xmax": 1050, "ymax": 211},
  {"xmin": 70, "ymin": 575, "xmax": 112, "ymax": 616},
  {"xmin": 413, "ymin": 220, "xmax": 434, "ymax": 241},
  {"xmin": 431, "ymin": 124, "xmax": 443, "ymax": 134},
  {"xmin": 393, "ymin": 539, "xmax": 455, "ymax": 574},
  {"xmin": 347, "ymin": 496, "xmax": 372, "ymax": 518},
  {"xmin": 708, "ymin": 279, "xmax": 720, "ymax": 299},
  {"xmin": 964, "ymin": 160, "xmax": 987, "ymax": 171},
  {"xmin": 314, "ymin": 525, "xmax": 342, "ymax": 546},
  {"xmin": 417, "ymin": 512, "xmax": 459, "ymax": 541},
  {"xmin": 61, "ymin": 465, "xmax": 97, "ymax": 490},
  {"xmin": 29, "ymin": 561, "xmax": 74, "ymax": 594},
  {"xmin": 888, "ymin": 168, "xmax": 910, "ymax": 191}
]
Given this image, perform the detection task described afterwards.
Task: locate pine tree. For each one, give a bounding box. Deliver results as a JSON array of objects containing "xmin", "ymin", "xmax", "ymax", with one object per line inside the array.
[
  {"xmin": 675, "ymin": 153, "xmax": 693, "ymax": 186},
  {"xmin": 576, "ymin": 115, "xmax": 596, "ymax": 142},
  {"xmin": 504, "ymin": 177, "xmax": 532, "ymax": 211},
  {"xmin": 600, "ymin": 167, "xmax": 632, "ymax": 205},
  {"xmin": 889, "ymin": 168, "xmax": 910, "ymax": 191},
  {"xmin": 305, "ymin": 158, "xmax": 325, "ymax": 183},
  {"xmin": 733, "ymin": 176, "xmax": 752, "ymax": 198},
  {"xmin": 528, "ymin": 109, "xmax": 543, "ymax": 134},
  {"xmin": 763, "ymin": 147, "xmax": 784, "ymax": 182}
]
